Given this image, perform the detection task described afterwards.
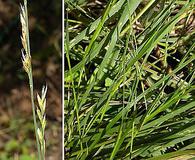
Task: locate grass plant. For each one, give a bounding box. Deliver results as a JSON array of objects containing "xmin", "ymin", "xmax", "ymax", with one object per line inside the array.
[
  {"xmin": 20, "ymin": 0, "xmax": 47, "ymax": 159},
  {"xmin": 65, "ymin": 0, "xmax": 195, "ymax": 159}
]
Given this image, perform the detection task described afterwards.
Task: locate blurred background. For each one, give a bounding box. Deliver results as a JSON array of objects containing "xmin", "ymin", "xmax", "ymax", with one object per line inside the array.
[{"xmin": 0, "ymin": 0, "xmax": 61, "ymax": 159}]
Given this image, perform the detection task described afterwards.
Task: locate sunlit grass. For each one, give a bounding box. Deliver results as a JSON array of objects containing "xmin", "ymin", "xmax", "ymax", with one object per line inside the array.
[{"xmin": 65, "ymin": 0, "xmax": 195, "ymax": 159}]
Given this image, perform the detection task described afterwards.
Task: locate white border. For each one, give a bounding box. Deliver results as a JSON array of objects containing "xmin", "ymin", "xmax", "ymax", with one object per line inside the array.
[{"xmin": 62, "ymin": 0, "xmax": 64, "ymax": 159}]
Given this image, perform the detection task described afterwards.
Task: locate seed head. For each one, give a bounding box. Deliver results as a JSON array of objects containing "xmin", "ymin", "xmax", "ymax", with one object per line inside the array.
[
  {"xmin": 37, "ymin": 85, "xmax": 47, "ymax": 131},
  {"xmin": 21, "ymin": 49, "xmax": 31, "ymax": 74},
  {"xmin": 36, "ymin": 85, "xmax": 47, "ymax": 156},
  {"xmin": 20, "ymin": 4, "xmax": 28, "ymax": 54},
  {"xmin": 20, "ymin": 2, "xmax": 31, "ymax": 74}
]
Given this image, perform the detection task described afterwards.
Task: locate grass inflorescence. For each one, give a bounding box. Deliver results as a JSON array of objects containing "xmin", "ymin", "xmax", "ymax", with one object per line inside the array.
[{"xmin": 20, "ymin": 0, "xmax": 47, "ymax": 159}]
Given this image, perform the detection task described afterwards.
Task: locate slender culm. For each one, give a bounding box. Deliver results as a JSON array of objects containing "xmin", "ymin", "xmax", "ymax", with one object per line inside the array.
[{"xmin": 20, "ymin": 0, "xmax": 41, "ymax": 159}]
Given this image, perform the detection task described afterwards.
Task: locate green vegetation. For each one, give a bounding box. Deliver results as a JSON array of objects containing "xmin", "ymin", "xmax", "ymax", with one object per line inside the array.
[{"xmin": 65, "ymin": 0, "xmax": 195, "ymax": 159}]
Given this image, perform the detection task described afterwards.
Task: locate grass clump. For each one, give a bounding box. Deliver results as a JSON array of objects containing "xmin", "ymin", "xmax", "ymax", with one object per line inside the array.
[
  {"xmin": 65, "ymin": 0, "xmax": 195, "ymax": 159},
  {"xmin": 20, "ymin": 0, "xmax": 47, "ymax": 159}
]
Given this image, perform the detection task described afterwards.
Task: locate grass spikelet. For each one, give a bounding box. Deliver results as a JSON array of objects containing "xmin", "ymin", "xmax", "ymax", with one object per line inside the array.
[
  {"xmin": 20, "ymin": 4, "xmax": 28, "ymax": 52},
  {"xmin": 36, "ymin": 85, "xmax": 47, "ymax": 160},
  {"xmin": 21, "ymin": 49, "xmax": 31, "ymax": 74}
]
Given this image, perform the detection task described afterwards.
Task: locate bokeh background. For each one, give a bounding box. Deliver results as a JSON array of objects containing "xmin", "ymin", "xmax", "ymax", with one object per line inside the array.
[{"xmin": 0, "ymin": 0, "xmax": 61, "ymax": 159}]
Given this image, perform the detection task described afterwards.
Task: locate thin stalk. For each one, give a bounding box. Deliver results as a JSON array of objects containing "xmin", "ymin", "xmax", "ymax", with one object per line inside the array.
[
  {"xmin": 29, "ymin": 70, "xmax": 41, "ymax": 160},
  {"xmin": 65, "ymin": 9, "xmax": 83, "ymax": 155},
  {"xmin": 42, "ymin": 126, "xmax": 45, "ymax": 160},
  {"xmin": 24, "ymin": 0, "xmax": 41, "ymax": 159},
  {"xmin": 120, "ymin": 0, "xmax": 156, "ymax": 37}
]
